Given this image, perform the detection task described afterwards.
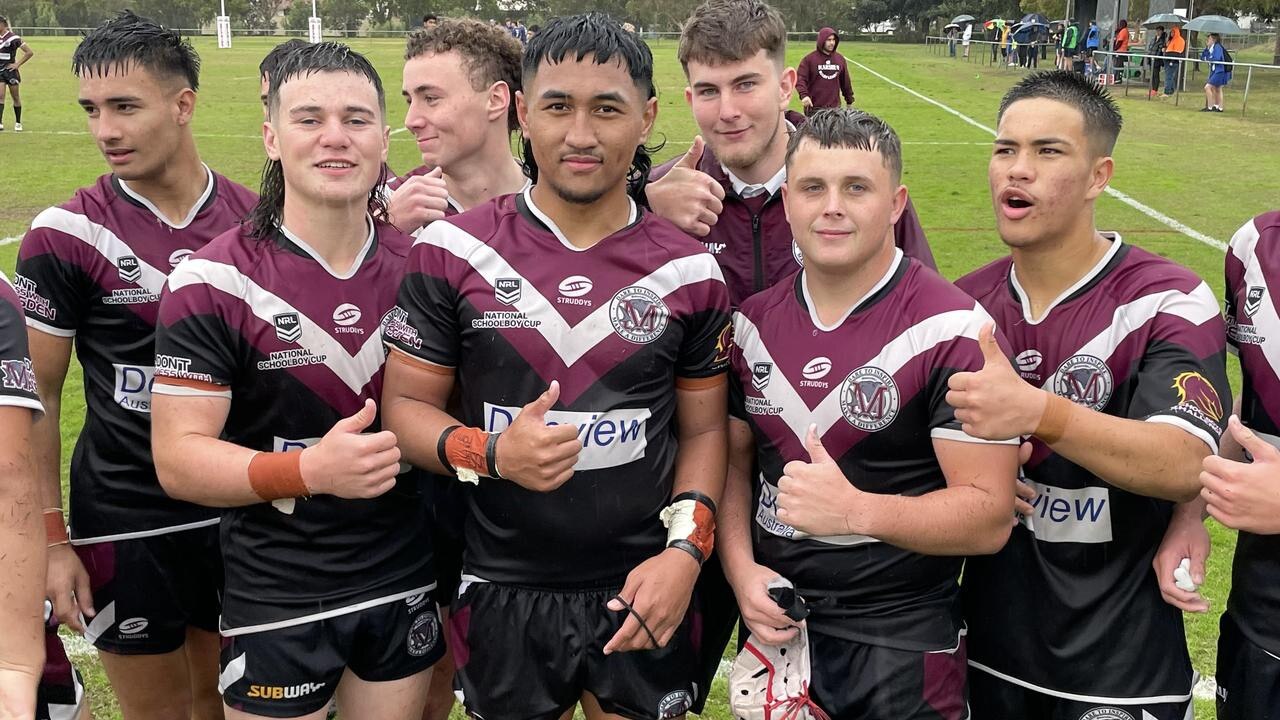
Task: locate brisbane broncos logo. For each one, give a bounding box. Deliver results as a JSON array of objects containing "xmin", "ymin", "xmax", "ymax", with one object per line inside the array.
[{"xmin": 1172, "ymin": 371, "xmax": 1224, "ymax": 423}]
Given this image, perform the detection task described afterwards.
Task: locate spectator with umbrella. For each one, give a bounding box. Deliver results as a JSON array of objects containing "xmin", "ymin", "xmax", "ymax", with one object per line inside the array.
[
  {"xmin": 946, "ymin": 23, "xmax": 959, "ymax": 56},
  {"xmin": 1200, "ymin": 33, "xmax": 1232, "ymax": 111}
]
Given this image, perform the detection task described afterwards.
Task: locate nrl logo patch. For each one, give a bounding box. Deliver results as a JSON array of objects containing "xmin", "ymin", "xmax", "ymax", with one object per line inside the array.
[
  {"xmin": 117, "ymin": 255, "xmax": 142, "ymax": 283},
  {"xmin": 494, "ymin": 278, "xmax": 522, "ymax": 306},
  {"xmin": 273, "ymin": 312, "xmax": 302, "ymax": 344},
  {"xmin": 1244, "ymin": 285, "xmax": 1265, "ymax": 318},
  {"xmin": 752, "ymin": 362, "xmax": 773, "ymax": 391}
]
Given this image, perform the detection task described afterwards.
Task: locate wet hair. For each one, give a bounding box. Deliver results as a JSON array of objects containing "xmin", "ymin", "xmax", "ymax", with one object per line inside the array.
[
  {"xmin": 72, "ymin": 11, "xmax": 200, "ymax": 91},
  {"xmin": 405, "ymin": 18, "xmax": 523, "ymax": 132},
  {"xmin": 998, "ymin": 70, "xmax": 1123, "ymax": 156},
  {"xmin": 678, "ymin": 0, "xmax": 786, "ymax": 71},
  {"xmin": 784, "ymin": 108, "xmax": 903, "ymax": 183},
  {"xmin": 248, "ymin": 42, "xmax": 389, "ymax": 240},
  {"xmin": 259, "ymin": 38, "xmax": 310, "ymax": 81},
  {"xmin": 520, "ymin": 12, "xmax": 658, "ymax": 202}
]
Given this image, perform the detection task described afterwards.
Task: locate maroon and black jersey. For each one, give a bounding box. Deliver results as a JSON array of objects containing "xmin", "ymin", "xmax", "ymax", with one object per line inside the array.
[
  {"xmin": 729, "ymin": 251, "xmax": 1011, "ymax": 652},
  {"xmin": 153, "ymin": 220, "xmax": 433, "ymax": 634},
  {"xmin": 1224, "ymin": 210, "xmax": 1280, "ymax": 655},
  {"xmin": 14, "ymin": 169, "xmax": 256, "ymax": 543},
  {"xmin": 0, "ymin": 31, "xmax": 22, "ymax": 67},
  {"xmin": 0, "ymin": 271, "xmax": 42, "ymax": 415},
  {"xmin": 385, "ymin": 189, "xmax": 732, "ymax": 588},
  {"xmin": 958, "ymin": 237, "xmax": 1230, "ymax": 702},
  {"xmin": 650, "ymin": 138, "xmax": 935, "ymax": 307}
]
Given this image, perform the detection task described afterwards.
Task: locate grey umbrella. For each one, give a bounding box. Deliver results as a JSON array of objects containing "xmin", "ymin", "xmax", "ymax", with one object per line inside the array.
[
  {"xmin": 1143, "ymin": 13, "xmax": 1187, "ymax": 27},
  {"xmin": 1184, "ymin": 14, "xmax": 1246, "ymax": 35},
  {"xmin": 951, "ymin": 14, "xmax": 976, "ymax": 24}
]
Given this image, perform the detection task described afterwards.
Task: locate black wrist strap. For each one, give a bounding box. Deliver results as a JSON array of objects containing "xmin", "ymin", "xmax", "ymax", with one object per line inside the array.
[
  {"xmin": 670, "ymin": 490, "xmax": 717, "ymax": 515},
  {"xmin": 485, "ymin": 432, "xmax": 503, "ymax": 479},
  {"xmin": 667, "ymin": 539, "xmax": 706, "ymax": 565},
  {"xmin": 437, "ymin": 425, "xmax": 461, "ymax": 474}
]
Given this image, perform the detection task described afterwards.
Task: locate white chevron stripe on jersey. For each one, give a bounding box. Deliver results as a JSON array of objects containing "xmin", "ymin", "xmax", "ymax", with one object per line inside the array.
[
  {"xmin": 30, "ymin": 207, "xmax": 169, "ymax": 295},
  {"xmin": 167, "ymin": 259, "xmax": 385, "ymax": 395},
  {"xmin": 733, "ymin": 302, "xmax": 992, "ymax": 445},
  {"xmin": 424, "ymin": 221, "xmax": 726, "ymax": 368},
  {"xmin": 1035, "ymin": 283, "xmax": 1222, "ymax": 390},
  {"xmin": 1230, "ymin": 221, "xmax": 1280, "ymax": 391}
]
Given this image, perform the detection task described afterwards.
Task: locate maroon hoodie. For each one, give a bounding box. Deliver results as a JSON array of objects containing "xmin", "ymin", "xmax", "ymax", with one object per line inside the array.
[
  {"xmin": 650, "ymin": 113, "xmax": 935, "ymax": 308},
  {"xmin": 796, "ymin": 28, "xmax": 854, "ymax": 110}
]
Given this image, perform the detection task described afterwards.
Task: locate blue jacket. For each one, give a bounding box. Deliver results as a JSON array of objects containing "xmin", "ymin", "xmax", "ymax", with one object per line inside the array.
[
  {"xmin": 1086, "ymin": 25, "xmax": 1100, "ymax": 49},
  {"xmin": 1201, "ymin": 43, "xmax": 1230, "ymax": 75}
]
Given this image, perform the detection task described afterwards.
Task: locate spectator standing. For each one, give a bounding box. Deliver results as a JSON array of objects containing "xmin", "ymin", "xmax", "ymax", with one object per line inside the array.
[
  {"xmin": 1162, "ymin": 25, "xmax": 1185, "ymax": 96},
  {"xmin": 1062, "ymin": 19, "xmax": 1081, "ymax": 71},
  {"xmin": 1148, "ymin": 25, "xmax": 1168, "ymax": 96},
  {"xmin": 1201, "ymin": 33, "xmax": 1231, "ymax": 111},
  {"xmin": 422, "ymin": 13, "xmax": 438, "ymax": 29},
  {"xmin": 962, "ymin": 22, "xmax": 973, "ymax": 57},
  {"xmin": 1114, "ymin": 20, "xmax": 1131, "ymax": 81},
  {"xmin": 797, "ymin": 28, "xmax": 854, "ymax": 113},
  {"xmin": 993, "ymin": 20, "xmax": 1005, "ymax": 62},
  {"xmin": 947, "ymin": 25, "xmax": 957, "ymax": 57}
]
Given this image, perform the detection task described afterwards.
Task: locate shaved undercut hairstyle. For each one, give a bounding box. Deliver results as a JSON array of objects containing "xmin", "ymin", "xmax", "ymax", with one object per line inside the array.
[
  {"xmin": 785, "ymin": 108, "xmax": 903, "ymax": 183},
  {"xmin": 249, "ymin": 42, "xmax": 389, "ymax": 240},
  {"xmin": 520, "ymin": 12, "xmax": 659, "ymax": 202},
  {"xmin": 678, "ymin": 0, "xmax": 787, "ymax": 71},
  {"xmin": 405, "ymin": 18, "xmax": 524, "ymax": 131},
  {"xmin": 998, "ymin": 70, "xmax": 1123, "ymax": 156},
  {"xmin": 73, "ymin": 11, "xmax": 200, "ymax": 91}
]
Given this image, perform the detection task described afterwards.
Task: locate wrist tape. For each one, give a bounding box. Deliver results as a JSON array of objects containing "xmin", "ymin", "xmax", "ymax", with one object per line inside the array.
[{"xmin": 660, "ymin": 491, "xmax": 717, "ymax": 564}]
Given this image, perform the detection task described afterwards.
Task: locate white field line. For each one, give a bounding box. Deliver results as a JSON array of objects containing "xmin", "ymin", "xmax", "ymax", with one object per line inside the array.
[
  {"xmin": 0, "ymin": 236, "xmax": 19, "ymax": 246},
  {"xmin": 850, "ymin": 59, "xmax": 1227, "ymax": 252}
]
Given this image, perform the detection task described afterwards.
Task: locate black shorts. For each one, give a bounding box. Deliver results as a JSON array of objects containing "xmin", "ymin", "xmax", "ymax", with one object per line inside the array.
[
  {"xmin": 220, "ymin": 597, "xmax": 445, "ymax": 718},
  {"xmin": 968, "ymin": 667, "xmax": 1191, "ymax": 720},
  {"xmin": 1216, "ymin": 611, "xmax": 1280, "ymax": 720},
  {"xmin": 76, "ymin": 524, "xmax": 222, "ymax": 654},
  {"xmin": 805, "ymin": 630, "xmax": 968, "ymax": 720},
  {"xmin": 0, "ymin": 68, "xmax": 18, "ymax": 85},
  {"xmin": 37, "ymin": 622, "xmax": 86, "ymax": 720},
  {"xmin": 449, "ymin": 579, "xmax": 698, "ymax": 720}
]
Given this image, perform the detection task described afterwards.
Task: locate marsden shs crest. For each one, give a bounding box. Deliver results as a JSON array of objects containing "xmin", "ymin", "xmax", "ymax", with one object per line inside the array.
[
  {"xmin": 609, "ymin": 286, "xmax": 670, "ymax": 344},
  {"xmin": 1052, "ymin": 354, "xmax": 1113, "ymax": 411},
  {"xmin": 839, "ymin": 366, "xmax": 900, "ymax": 431}
]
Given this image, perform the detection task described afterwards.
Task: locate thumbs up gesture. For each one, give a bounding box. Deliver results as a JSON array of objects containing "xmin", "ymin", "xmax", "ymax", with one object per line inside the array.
[
  {"xmin": 946, "ymin": 323, "xmax": 1047, "ymax": 441},
  {"xmin": 300, "ymin": 399, "xmax": 402, "ymax": 499},
  {"xmin": 644, "ymin": 135, "xmax": 725, "ymax": 238},
  {"xmin": 1200, "ymin": 415, "xmax": 1280, "ymax": 534},
  {"xmin": 493, "ymin": 381, "xmax": 583, "ymax": 493},
  {"xmin": 388, "ymin": 165, "xmax": 451, "ymax": 234},
  {"xmin": 776, "ymin": 425, "xmax": 867, "ymax": 537}
]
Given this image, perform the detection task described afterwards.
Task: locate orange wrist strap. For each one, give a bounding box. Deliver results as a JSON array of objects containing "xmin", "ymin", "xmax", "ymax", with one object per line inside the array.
[
  {"xmin": 248, "ymin": 451, "xmax": 309, "ymax": 501},
  {"xmin": 1034, "ymin": 394, "xmax": 1073, "ymax": 445},
  {"xmin": 44, "ymin": 509, "xmax": 69, "ymax": 546},
  {"xmin": 445, "ymin": 427, "xmax": 490, "ymax": 476}
]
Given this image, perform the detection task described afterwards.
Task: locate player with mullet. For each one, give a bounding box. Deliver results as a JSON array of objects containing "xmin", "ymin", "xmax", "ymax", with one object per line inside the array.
[
  {"xmin": 258, "ymin": 39, "xmax": 309, "ymax": 117},
  {"xmin": 950, "ymin": 70, "xmax": 1231, "ymax": 719},
  {"xmin": 382, "ymin": 13, "xmax": 731, "ymax": 720},
  {"xmin": 721, "ymin": 109, "xmax": 1016, "ymax": 718},
  {"xmin": 388, "ymin": 19, "xmax": 528, "ymax": 235},
  {"xmin": 150, "ymin": 43, "xmax": 441, "ymax": 720},
  {"xmin": 647, "ymin": 0, "xmax": 934, "ymax": 309},
  {"xmin": 15, "ymin": 12, "xmax": 256, "ymax": 720}
]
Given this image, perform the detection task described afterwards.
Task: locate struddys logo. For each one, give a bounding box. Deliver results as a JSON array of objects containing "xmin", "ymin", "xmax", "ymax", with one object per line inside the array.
[
  {"xmin": 1245, "ymin": 286, "xmax": 1266, "ymax": 318},
  {"xmin": 406, "ymin": 612, "xmax": 439, "ymax": 657},
  {"xmin": 609, "ymin": 286, "xmax": 669, "ymax": 344},
  {"xmin": 1172, "ymin": 371, "xmax": 1224, "ymax": 426},
  {"xmin": 1052, "ymin": 355, "xmax": 1113, "ymax": 411},
  {"xmin": 273, "ymin": 312, "xmax": 302, "ymax": 344},
  {"xmin": 168, "ymin": 249, "xmax": 193, "ymax": 269},
  {"xmin": 839, "ymin": 366, "xmax": 899, "ymax": 432},
  {"xmin": 494, "ymin": 278, "xmax": 522, "ymax": 306},
  {"xmin": 656, "ymin": 690, "xmax": 693, "ymax": 719},
  {"xmin": 117, "ymin": 255, "xmax": 142, "ymax": 283}
]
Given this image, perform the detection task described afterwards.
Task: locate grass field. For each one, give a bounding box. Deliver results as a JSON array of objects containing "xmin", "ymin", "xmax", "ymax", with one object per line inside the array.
[{"xmin": 3, "ymin": 34, "xmax": 1276, "ymax": 720}]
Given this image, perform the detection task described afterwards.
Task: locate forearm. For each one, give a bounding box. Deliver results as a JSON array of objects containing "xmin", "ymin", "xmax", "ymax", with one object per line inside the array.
[
  {"xmin": 0, "ymin": 447, "xmax": 46, "ymax": 682},
  {"xmin": 715, "ymin": 425, "xmax": 755, "ymax": 579},
  {"xmin": 29, "ymin": 398, "xmax": 64, "ymax": 511},
  {"xmin": 859, "ymin": 484, "xmax": 1010, "ymax": 555},
  {"xmin": 383, "ymin": 394, "xmax": 463, "ymax": 475},
  {"xmin": 671, "ymin": 427, "xmax": 727, "ymax": 504},
  {"xmin": 1048, "ymin": 400, "xmax": 1207, "ymax": 501},
  {"xmin": 154, "ymin": 430, "xmax": 263, "ymax": 507}
]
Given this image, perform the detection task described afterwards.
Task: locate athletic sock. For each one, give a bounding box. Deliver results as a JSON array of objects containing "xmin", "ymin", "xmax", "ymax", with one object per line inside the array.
[
  {"xmin": 13, "ymin": 105, "xmax": 21, "ymax": 122},
  {"xmin": 0, "ymin": 104, "xmax": 5, "ymax": 123}
]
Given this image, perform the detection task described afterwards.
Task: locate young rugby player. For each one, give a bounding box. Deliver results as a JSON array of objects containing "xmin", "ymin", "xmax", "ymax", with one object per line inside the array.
[
  {"xmin": 15, "ymin": 13, "xmax": 256, "ymax": 720},
  {"xmin": 950, "ymin": 70, "xmax": 1231, "ymax": 719},
  {"xmin": 151, "ymin": 43, "xmax": 442, "ymax": 720},
  {"xmin": 0, "ymin": 15, "xmax": 33, "ymax": 132},
  {"xmin": 258, "ymin": 39, "xmax": 309, "ymax": 117},
  {"xmin": 382, "ymin": 13, "xmax": 731, "ymax": 719}
]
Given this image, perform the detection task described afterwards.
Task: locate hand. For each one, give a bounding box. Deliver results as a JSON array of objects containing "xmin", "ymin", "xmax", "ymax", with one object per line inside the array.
[
  {"xmin": 46, "ymin": 544, "xmax": 94, "ymax": 633},
  {"xmin": 801, "ymin": 96, "xmax": 813, "ymax": 109},
  {"xmin": 300, "ymin": 399, "xmax": 401, "ymax": 499},
  {"xmin": 1202, "ymin": 416, "xmax": 1280, "ymax": 534},
  {"xmin": 777, "ymin": 425, "xmax": 866, "ymax": 537},
  {"xmin": 1152, "ymin": 501, "xmax": 1210, "ymax": 612},
  {"xmin": 725, "ymin": 562, "xmax": 801, "ymax": 646},
  {"xmin": 1013, "ymin": 441, "xmax": 1037, "ymax": 520},
  {"xmin": 387, "ymin": 167, "xmax": 450, "ymax": 234},
  {"xmin": 644, "ymin": 136, "xmax": 724, "ymax": 238},
  {"xmin": 494, "ymin": 381, "xmax": 581, "ymax": 492},
  {"xmin": 946, "ymin": 323, "xmax": 1048, "ymax": 441},
  {"xmin": 603, "ymin": 547, "xmax": 700, "ymax": 653}
]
